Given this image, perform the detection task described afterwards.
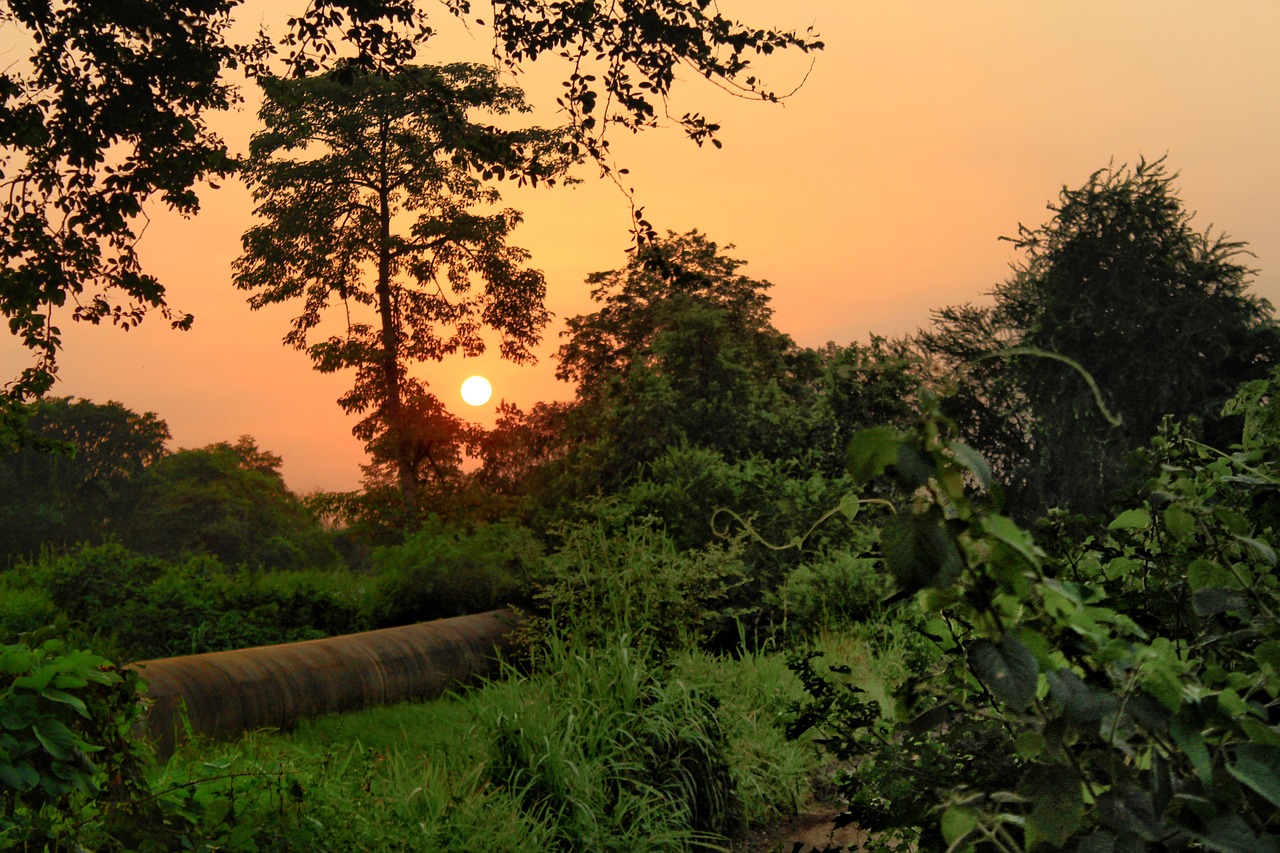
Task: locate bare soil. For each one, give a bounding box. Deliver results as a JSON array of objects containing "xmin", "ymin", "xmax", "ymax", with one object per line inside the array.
[{"xmin": 730, "ymin": 807, "xmax": 869, "ymax": 853}]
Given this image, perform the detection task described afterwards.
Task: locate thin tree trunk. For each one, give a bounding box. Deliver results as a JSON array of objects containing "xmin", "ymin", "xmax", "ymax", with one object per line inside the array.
[{"xmin": 375, "ymin": 114, "xmax": 418, "ymax": 518}]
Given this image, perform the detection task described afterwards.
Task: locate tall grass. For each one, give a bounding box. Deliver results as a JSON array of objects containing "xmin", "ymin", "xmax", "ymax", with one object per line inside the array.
[
  {"xmin": 469, "ymin": 632, "xmax": 737, "ymax": 851},
  {"xmin": 155, "ymin": 620, "xmax": 837, "ymax": 851}
]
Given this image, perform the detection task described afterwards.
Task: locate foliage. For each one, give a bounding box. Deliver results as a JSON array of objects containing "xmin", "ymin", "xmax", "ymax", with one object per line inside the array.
[
  {"xmin": 235, "ymin": 62, "xmax": 571, "ymax": 512},
  {"xmin": 367, "ymin": 516, "xmax": 542, "ymax": 626},
  {"xmin": 554, "ymin": 230, "xmax": 811, "ymax": 481},
  {"xmin": 794, "ymin": 378, "xmax": 1280, "ymax": 851},
  {"xmin": 2, "ymin": 0, "xmax": 820, "ymax": 435},
  {"xmin": 0, "ymin": 398, "xmax": 169, "ymax": 567},
  {"xmin": 473, "ymin": 634, "xmax": 740, "ymax": 849},
  {"xmin": 535, "ymin": 517, "xmax": 747, "ymax": 653},
  {"xmin": 148, "ymin": 613, "xmax": 825, "ymax": 851},
  {"xmin": 0, "ymin": 628, "xmax": 158, "ymax": 850},
  {"xmin": 797, "ymin": 336, "xmax": 923, "ymax": 478},
  {"xmin": 920, "ymin": 157, "xmax": 1279, "ymax": 517},
  {"xmin": 0, "ymin": 0, "xmax": 235, "ymax": 436},
  {"xmin": 120, "ymin": 436, "xmax": 340, "ymax": 570},
  {"xmin": 14, "ymin": 543, "xmax": 371, "ymax": 660}
]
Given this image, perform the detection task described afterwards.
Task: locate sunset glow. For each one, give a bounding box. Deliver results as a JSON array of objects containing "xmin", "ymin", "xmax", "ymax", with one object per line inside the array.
[
  {"xmin": 8, "ymin": 2, "xmax": 1280, "ymax": 494},
  {"xmin": 461, "ymin": 376, "xmax": 493, "ymax": 407}
]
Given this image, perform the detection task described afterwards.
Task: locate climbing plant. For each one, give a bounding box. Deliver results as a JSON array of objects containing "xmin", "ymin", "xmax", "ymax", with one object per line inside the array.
[{"xmin": 792, "ymin": 374, "xmax": 1280, "ymax": 851}]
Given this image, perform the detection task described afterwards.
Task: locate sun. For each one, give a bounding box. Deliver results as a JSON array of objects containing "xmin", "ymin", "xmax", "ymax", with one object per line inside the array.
[{"xmin": 460, "ymin": 375, "xmax": 493, "ymax": 406}]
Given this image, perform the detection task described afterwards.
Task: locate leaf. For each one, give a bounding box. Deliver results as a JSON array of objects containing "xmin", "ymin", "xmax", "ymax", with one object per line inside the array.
[
  {"xmin": 1178, "ymin": 813, "xmax": 1271, "ymax": 853},
  {"xmin": 40, "ymin": 688, "xmax": 89, "ymax": 718},
  {"xmin": 969, "ymin": 634, "xmax": 1038, "ymax": 710},
  {"xmin": 941, "ymin": 805, "xmax": 978, "ymax": 849},
  {"xmin": 881, "ymin": 509, "xmax": 964, "ymax": 594},
  {"xmin": 1162, "ymin": 506, "xmax": 1197, "ymax": 540},
  {"xmin": 1108, "ymin": 508, "xmax": 1152, "ymax": 531},
  {"xmin": 1022, "ymin": 763, "xmax": 1084, "ymax": 849},
  {"xmin": 981, "ymin": 514, "xmax": 1042, "ymax": 570},
  {"xmin": 0, "ymin": 761, "xmax": 39, "ymax": 791},
  {"xmin": 1188, "ymin": 557, "xmax": 1240, "ymax": 591},
  {"xmin": 836, "ymin": 494, "xmax": 861, "ymax": 521},
  {"xmin": 947, "ymin": 440, "xmax": 993, "ymax": 490},
  {"xmin": 1233, "ymin": 535, "xmax": 1277, "ymax": 567},
  {"xmin": 1226, "ymin": 744, "xmax": 1280, "ymax": 809},
  {"xmin": 894, "ymin": 442, "xmax": 933, "ymax": 490},
  {"xmin": 1048, "ymin": 668, "xmax": 1119, "ymax": 727},
  {"xmin": 846, "ymin": 426, "xmax": 901, "ymax": 484},
  {"xmin": 32, "ymin": 718, "xmax": 76, "ymax": 761}
]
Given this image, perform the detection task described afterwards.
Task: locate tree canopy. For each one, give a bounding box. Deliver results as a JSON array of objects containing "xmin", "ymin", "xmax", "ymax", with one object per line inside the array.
[
  {"xmin": 0, "ymin": 0, "xmax": 822, "ymax": 436},
  {"xmin": 0, "ymin": 398, "xmax": 169, "ymax": 566},
  {"xmin": 234, "ymin": 62, "xmax": 571, "ymax": 513},
  {"xmin": 921, "ymin": 157, "xmax": 1280, "ymax": 516}
]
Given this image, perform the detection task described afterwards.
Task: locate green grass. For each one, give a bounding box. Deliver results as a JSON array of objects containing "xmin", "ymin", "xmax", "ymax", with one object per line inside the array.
[{"xmin": 155, "ymin": 625, "xmax": 857, "ymax": 851}]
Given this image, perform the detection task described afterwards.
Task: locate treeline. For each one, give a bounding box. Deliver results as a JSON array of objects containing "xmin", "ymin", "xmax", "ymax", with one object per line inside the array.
[
  {"xmin": 7, "ymin": 158, "xmax": 1280, "ymax": 850},
  {"xmin": 4, "ymin": 158, "xmax": 1277, "ymax": 666}
]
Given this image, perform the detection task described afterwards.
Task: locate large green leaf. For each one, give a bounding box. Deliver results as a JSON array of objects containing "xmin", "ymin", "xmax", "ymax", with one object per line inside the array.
[
  {"xmin": 969, "ymin": 634, "xmax": 1038, "ymax": 711},
  {"xmin": 32, "ymin": 718, "xmax": 75, "ymax": 761},
  {"xmin": 947, "ymin": 440, "xmax": 993, "ymax": 490},
  {"xmin": 1022, "ymin": 763, "xmax": 1084, "ymax": 849},
  {"xmin": 1107, "ymin": 508, "xmax": 1152, "ymax": 531},
  {"xmin": 1227, "ymin": 744, "xmax": 1280, "ymax": 809},
  {"xmin": 881, "ymin": 508, "xmax": 963, "ymax": 594},
  {"xmin": 846, "ymin": 427, "xmax": 901, "ymax": 484},
  {"xmin": 0, "ymin": 760, "xmax": 39, "ymax": 791}
]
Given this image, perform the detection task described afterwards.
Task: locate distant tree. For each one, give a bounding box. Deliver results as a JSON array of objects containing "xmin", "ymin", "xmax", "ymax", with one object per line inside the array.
[
  {"xmin": 0, "ymin": 398, "xmax": 169, "ymax": 565},
  {"xmin": 121, "ymin": 436, "xmax": 339, "ymax": 570},
  {"xmin": 234, "ymin": 63, "xmax": 573, "ymax": 515},
  {"xmin": 1, "ymin": 0, "xmax": 820, "ymax": 442},
  {"xmin": 554, "ymin": 230, "xmax": 809, "ymax": 482},
  {"xmin": 924, "ymin": 158, "xmax": 1280, "ymax": 516},
  {"xmin": 798, "ymin": 337, "xmax": 922, "ymax": 477}
]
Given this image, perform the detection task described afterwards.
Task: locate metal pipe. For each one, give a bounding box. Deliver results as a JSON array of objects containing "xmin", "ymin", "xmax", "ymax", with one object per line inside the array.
[{"xmin": 131, "ymin": 609, "xmax": 518, "ymax": 758}]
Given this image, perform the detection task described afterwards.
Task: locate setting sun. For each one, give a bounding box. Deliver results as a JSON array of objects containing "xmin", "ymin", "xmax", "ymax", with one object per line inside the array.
[{"xmin": 461, "ymin": 375, "xmax": 493, "ymax": 406}]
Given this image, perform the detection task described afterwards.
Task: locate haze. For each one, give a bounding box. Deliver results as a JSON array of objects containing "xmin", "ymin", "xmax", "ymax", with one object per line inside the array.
[{"xmin": 5, "ymin": 1, "xmax": 1278, "ymax": 494}]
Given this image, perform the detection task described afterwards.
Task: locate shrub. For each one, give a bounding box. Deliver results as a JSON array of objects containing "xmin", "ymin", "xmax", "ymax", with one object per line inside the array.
[
  {"xmin": 367, "ymin": 516, "xmax": 542, "ymax": 626},
  {"xmin": 774, "ymin": 542, "xmax": 889, "ymax": 634},
  {"xmin": 0, "ymin": 628, "xmax": 163, "ymax": 850},
  {"xmin": 536, "ymin": 517, "xmax": 746, "ymax": 651}
]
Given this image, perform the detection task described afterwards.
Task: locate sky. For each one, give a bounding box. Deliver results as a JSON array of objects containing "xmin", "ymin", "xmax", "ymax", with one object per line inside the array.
[{"xmin": 4, "ymin": 1, "xmax": 1280, "ymax": 494}]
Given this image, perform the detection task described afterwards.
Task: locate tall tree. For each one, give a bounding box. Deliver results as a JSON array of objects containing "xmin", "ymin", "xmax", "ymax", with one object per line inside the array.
[
  {"xmin": 1, "ymin": 0, "xmax": 822, "ymax": 436},
  {"xmin": 234, "ymin": 63, "xmax": 571, "ymax": 514},
  {"xmin": 924, "ymin": 158, "xmax": 1279, "ymax": 517},
  {"xmin": 554, "ymin": 230, "xmax": 807, "ymax": 480}
]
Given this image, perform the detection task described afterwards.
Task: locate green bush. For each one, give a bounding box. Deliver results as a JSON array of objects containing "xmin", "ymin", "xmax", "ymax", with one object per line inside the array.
[
  {"xmin": 0, "ymin": 581, "xmax": 56, "ymax": 643},
  {"xmin": 14, "ymin": 544, "xmax": 375, "ymax": 660},
  {"xmin": 0, "ymin": 629, "xmax": 165, "ymax": 850},
  {"xmin": 774, "ymin": 542, "xmax": 888, "ymax": 634},
  {"xmin": 367, "ymin": 516, "xmax": 542, "ymax": 626},
  {"xmin": 793, "ymin": 383, "xmax": 1280, "ymax": 851},
  {"xmin": 536, "ymin": 518, "xmax": 746, "ymax": 651},
  {"xmin": 472, "ymin": 634, "xmax": 739, "ymax": 850}
]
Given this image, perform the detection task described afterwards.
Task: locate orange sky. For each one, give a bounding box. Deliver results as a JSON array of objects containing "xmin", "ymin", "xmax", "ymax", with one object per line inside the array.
[{"xmin": 4, "ymin": 2, "xmax": 1280, "ymax": 494}]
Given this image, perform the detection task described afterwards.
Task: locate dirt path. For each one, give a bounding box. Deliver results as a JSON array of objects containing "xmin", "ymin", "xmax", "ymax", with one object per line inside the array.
[{"xmin": 730, "ymin": 807, "xmax": 868, "ymax": 852}]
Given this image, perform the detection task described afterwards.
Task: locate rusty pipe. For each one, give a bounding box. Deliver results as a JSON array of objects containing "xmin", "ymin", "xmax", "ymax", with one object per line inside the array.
[{"xmin": 131, "ymin": 609, "xmax": 518, "ymax": 758}]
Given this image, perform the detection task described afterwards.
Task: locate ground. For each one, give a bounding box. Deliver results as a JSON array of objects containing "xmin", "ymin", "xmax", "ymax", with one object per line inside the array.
[{"xmin": 731, "ymin": 807, "xmax": 868, "ymax": 853}]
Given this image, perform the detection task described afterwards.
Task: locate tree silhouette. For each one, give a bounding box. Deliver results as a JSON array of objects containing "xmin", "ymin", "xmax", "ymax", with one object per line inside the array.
[
  {"xmin": 235, "ymin": 63, "xmax": 571, "ymax": 513},
  {"xmin": 1, "ymin": 0, "xmax": 821, "ymax": 439}
]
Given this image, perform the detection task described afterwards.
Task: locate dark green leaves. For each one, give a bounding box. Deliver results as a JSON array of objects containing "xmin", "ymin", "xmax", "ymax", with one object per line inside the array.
[
  {"xmin": 846, "ymin": 427, "xmax": 900, "ymax": 484},
  {"xmin": 969, "ymin": 634, "xmax": 1038, "ymax": 711},
  {"xmin": 881, "ymin": 508, "xmax": 963, "ymax": 595}
]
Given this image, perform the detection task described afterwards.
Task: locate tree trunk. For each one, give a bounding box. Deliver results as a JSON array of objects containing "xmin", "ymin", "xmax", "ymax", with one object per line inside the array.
[{"xmin": 375, "ymin": 115, "xmax": 418, "ymax": 518}]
